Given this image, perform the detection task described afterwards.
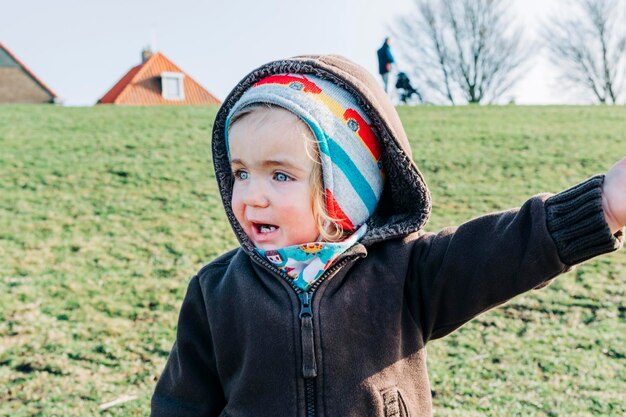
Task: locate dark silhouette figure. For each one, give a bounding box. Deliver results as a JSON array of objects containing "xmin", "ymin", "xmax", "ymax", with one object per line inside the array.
[
  {"xmin": 376, "ymin": 37, "xmax": 395, "ymax": 93},
  {"xmin": 395, "ymin": 72, "xmax": 423, "ymax": 104}
]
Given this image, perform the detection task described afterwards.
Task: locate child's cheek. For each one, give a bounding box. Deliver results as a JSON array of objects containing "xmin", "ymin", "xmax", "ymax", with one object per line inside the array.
[
  {"xmin": 273, "ymin": 181, "xmax": 299, "ymax": 197},
  {"xmin": 230, "ymin": 185, "xmax": 245, "ymax": 221}
]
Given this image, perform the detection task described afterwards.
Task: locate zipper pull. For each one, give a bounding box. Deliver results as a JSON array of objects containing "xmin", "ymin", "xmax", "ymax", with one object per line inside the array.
[
  {"xmin": 298, "ymin": 292, "xmax": 317, "ymax": 378},
  {"xmin": 299, "ymin": 291, "xmax": 313, "ymax": 318}
]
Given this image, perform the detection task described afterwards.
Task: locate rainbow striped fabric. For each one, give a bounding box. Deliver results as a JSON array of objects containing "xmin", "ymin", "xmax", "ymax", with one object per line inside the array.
[{"xmin": 225, "ymin": 73, "xmax": 384, "ymax": 232}]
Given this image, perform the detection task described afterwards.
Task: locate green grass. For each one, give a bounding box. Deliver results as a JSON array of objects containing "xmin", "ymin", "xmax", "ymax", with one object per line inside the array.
[{"xmin": 1, "ymin": 104, "xmax": 624, "ymax": 416}]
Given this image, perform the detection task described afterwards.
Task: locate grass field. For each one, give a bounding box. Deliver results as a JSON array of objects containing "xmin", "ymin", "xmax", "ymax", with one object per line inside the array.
[{"xmin": 1, "ymin": 104, "xmax": 624, "ymax": 416}]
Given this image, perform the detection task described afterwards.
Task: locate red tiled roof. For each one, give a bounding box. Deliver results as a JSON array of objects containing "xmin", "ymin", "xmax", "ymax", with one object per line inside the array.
[
  {"xmin": 97, "ymin": 52, "xmax": 221, "ymax": 105},
  {"xmin": 97, "ymin": 63, "xmax": 143, "ymax": 104},
  {"xmin": 0, "ymin": 42, "xmax": 58, "ymax": 98}
]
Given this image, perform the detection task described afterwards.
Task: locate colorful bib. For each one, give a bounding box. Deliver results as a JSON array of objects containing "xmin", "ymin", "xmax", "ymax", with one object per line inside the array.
[{"xmin": 256, "ymin": 225, "xmax": 367, "ymax": 291}]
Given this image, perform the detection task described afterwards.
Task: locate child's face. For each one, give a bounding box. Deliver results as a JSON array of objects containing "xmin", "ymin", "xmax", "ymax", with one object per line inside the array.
[{"xmin": 228, "ymin": 107, "xmax": 320, "ymax": 250}]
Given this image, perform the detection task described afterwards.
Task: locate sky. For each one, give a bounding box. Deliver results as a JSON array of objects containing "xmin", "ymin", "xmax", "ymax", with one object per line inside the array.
[{"xmin": 1, "ymin": 0, "xmax": 568, "ymax": 106}]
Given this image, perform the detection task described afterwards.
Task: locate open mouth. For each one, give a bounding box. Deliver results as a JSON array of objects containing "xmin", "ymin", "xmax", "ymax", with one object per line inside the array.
[{"xmin": 253, "ymin": 223, "xmax": 279, "ymax": 234}]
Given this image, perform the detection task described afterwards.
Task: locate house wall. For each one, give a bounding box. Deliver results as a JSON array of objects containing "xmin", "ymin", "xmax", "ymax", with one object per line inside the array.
[{"xmin": 0, "ymin": 68, "xmax": 54, "ymax": 103}]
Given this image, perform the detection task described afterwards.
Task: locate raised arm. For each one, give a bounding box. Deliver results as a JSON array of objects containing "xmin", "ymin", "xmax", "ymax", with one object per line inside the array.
[{"xmin": 405, "ymin": 176, "xmax": 623, "ymax": 343}]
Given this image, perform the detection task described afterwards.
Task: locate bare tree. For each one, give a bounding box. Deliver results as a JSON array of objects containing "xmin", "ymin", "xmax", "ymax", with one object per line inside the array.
[
  {"xmin": 543, "ymin": 0, "xmax": 626, "ymax": 104},
  {"xmin": 393, "ymin": 0, "xmax": 529, "ymax": 104}
]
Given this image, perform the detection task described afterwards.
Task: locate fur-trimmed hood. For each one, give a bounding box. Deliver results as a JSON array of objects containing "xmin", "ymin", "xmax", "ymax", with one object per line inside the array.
[{"xmin": 211, "ymin": 55, "xmax": 431, "ymax": 251}]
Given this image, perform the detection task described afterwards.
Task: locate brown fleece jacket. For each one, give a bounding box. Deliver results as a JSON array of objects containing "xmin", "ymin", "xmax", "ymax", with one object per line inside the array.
[{"xmin": 151, "ymin": 55, "xmax": 623, "ymax": 417}]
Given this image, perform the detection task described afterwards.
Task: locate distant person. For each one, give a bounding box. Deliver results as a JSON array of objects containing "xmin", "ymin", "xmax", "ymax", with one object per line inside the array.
[
  {"xmin": 151, "ymin": 55, "xmax": 625, "ymax": 416},
  {"xmin": 377, "ymin": 36, "xmax": 395, "ymax": 93}
]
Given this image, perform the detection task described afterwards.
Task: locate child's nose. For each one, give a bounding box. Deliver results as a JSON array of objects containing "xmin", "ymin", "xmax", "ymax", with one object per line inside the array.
[{"xmin": 242, "ymin": 181, "xmax": 270, "ymax": 207}]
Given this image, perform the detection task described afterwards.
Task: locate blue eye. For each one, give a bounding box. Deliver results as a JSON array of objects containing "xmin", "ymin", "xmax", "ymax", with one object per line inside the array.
[
  {"xmin": 234, "ymin": 170, "xmax": 249, "ymax": 180},
  {"xmin": 275, "ymin": 172, "xmax": 290, "ymax": 182}
]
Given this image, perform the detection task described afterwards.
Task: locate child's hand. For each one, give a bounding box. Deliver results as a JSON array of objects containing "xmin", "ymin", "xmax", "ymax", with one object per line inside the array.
[{"xmin": 602, "ymin": 158, "xmax": 626, "ymax": 234}]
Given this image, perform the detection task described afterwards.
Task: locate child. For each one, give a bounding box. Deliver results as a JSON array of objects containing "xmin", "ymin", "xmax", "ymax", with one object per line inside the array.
[{"xmin": 151, "ymin": 55, "xmax": 625, "ymax": 417}]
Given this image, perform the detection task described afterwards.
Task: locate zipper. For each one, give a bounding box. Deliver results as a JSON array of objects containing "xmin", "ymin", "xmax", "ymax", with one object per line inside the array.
[
  {"xmin": 304, "ymin": 377, "xmax": 316, "ymax": 417},
  {"xmin": 300, "ymin": 291, "xmax": 317, "ymax": 417},
  {"xmin": 297, "ymin": 254, "xmax": 364, "ymax": 417},
  {"xmin": 299, "ymin": 291, "xmax": 317, "ymax": 378},
  {"xmin": 250, "ymin": 249, "xmax": 365, "ymax": 417}
]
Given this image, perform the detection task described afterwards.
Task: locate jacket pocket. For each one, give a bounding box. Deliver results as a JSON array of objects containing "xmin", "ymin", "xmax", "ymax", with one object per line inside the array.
[{"xmin": 380, "ymin": 387, "xmax": 410, "ymax": 417}]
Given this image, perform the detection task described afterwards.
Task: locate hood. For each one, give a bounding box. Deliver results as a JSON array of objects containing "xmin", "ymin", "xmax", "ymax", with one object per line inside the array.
[{"xmin": 211, "ymin": 54, "xmax": 431, "ymax": 252}]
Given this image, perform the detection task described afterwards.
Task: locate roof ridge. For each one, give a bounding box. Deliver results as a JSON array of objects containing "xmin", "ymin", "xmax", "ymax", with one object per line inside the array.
[
  {"xmin": 0, "ymin": 41, "xmax": 58, "ymax": 98},
  {"xmin": 98, "ymin": 50, "xmax": 221, "ymax": 105},
  {"xmin": 97, "ymin": 62, "xmax": 143, "ymax": 104},
  {"xmin": 116, "ymin": 52, "xmax": 168, "ymax": 103},
  {"xmin": 154, "ymin": 52, "xmax": 221, "ymax": 103},
  {"xmin": 134, "ymin": 52, "xmax": 171, "ymax": 81}
]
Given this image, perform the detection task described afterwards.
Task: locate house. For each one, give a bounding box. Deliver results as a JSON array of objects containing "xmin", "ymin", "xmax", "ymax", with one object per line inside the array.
[
  {"xmin": 98, "ymin": 50, "xmax": 221, "ymax": 105},
  {"xmin": 0, "ymin": 42, "xmax": 58, "ymax": 104}
]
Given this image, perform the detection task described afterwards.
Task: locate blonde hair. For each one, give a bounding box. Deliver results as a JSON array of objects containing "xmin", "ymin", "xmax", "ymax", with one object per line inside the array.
[{"xmin": 228, "ymin": 104, "xmax": 347, "ymax": 242}]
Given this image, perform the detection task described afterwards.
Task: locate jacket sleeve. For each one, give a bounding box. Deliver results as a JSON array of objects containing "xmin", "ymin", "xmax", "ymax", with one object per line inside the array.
[
  {"xmin": 151, "ymin": 275, "xmax": 225, "ymax": 417},
  {"xmin": 406, "ymin": 175, "xmax": 623, "ymax": 343},
  {"xmin": 386, "ymin": 47, "xmax": 394, "ymax": 64}
]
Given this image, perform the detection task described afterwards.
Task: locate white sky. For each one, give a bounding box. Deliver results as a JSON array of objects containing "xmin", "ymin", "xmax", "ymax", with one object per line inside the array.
[{"xmin": 1, "ymin": 0, "xmax": 570, "ymax": 106}]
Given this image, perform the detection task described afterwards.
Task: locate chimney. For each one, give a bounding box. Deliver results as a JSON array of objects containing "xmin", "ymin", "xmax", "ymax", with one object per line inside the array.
[{"xmin": 142, "ymin": 47, "xmax": 153, "ymax": 63}]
